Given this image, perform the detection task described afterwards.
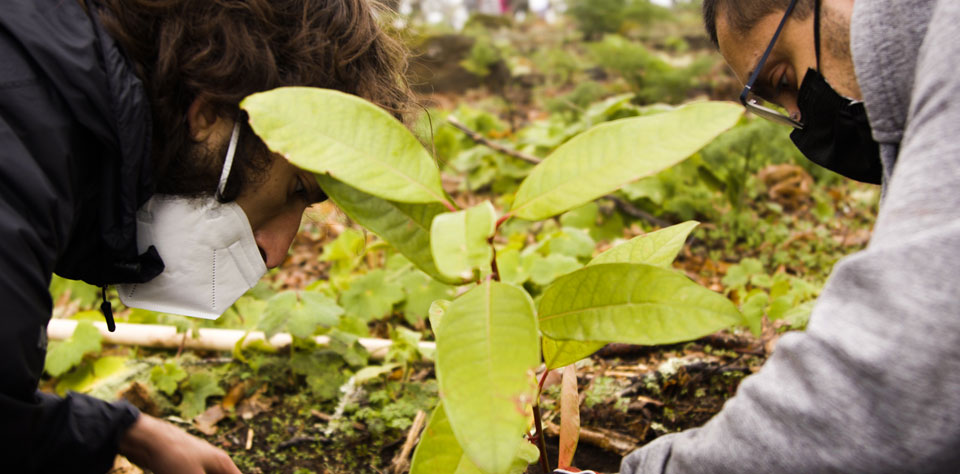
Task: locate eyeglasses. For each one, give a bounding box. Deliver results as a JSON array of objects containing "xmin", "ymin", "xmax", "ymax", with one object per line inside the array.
[{"xmin": 739, "ymin": 0, "xmax": 804, "ymax": 129}]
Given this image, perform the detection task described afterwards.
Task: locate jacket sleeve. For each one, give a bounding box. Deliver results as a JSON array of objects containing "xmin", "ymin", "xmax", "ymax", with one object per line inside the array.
[
  {"xmin": 621, "ymin": 2, "xmax": 960, "ymax": 473},
  {"xmin": 0, "ymin": 30, "xmax": 140, "ymax": 474}
]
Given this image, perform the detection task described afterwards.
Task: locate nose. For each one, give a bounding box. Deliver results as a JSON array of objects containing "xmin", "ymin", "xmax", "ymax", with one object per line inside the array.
[{"xmin": 252, "ymin": 209, "xmax": 303, "ymax": 268}]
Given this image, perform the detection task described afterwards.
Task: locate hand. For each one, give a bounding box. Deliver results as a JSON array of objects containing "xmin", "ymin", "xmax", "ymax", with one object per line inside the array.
[{"xmin": 118, "ymin": 413, "xmax": 241, "ymax": 474}]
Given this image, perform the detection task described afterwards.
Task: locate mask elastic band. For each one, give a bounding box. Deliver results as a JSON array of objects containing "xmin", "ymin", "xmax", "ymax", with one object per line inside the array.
[
  {"xmin": 814, "ymin": 0, "xmax": 822, "ymax": 70},
  {"xmin": 216, "ymin": 122, "xmax": 242, "ymax": 199}
]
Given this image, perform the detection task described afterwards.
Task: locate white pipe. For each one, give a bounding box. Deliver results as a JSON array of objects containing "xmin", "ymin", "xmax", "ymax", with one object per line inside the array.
[{"xmin": 46, "ymin": 319, "xmax": 435, "ymax": 360}]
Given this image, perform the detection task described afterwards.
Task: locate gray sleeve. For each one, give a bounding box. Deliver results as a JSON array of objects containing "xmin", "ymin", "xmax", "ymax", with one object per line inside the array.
[{"xmin": 621, "ymin": 2, "xmax": 960, "ymax": 472}]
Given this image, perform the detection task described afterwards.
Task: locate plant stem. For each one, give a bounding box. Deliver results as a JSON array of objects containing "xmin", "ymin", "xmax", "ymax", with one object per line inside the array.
[
  {"xmin": 488, "ymin": 236, "xmax": 500, "ymax": 282},
  {"xmin": 538, "ymin": 368, "xmax": 552, "ymax": 394},
  {"xmin": 533, "ymin": 404, "xmax": 551, "ymax": 473},
  {"xmin": 495, "ymin": 213, "xmax": 512, "ymax": 230},
  {"xmin": 532, "ymin": 368, "xmax": 552, "ymax": 473}
]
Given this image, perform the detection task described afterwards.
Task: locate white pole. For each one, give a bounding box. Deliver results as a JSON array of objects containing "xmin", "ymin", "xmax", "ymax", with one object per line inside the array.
[{"xmin": 46, "ymin": 319, "xmax": 434, "ymax": 360}]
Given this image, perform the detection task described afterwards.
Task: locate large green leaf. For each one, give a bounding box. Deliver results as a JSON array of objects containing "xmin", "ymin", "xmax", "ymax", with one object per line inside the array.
[
  {"xmin": 510, "ymin": 102, "xmax": 742, "ymax": 220},
  {"xmin": 542, "ymin": 337, "xmax": 606, "ymax": 370},
  {"xmin": 428, "ymin": 299, "xmax": 451, "ymax": 334},
  {"xmin": 589, "ymin": 221, "xmax": 699, "ymax": 267},
  {"xmin": 436, "ymin": 281, "xmax": 540, "ymax": 474},
  {"xmin": 542, "ymin": 222, "xmax": 701, "ymax": 367},
  {"xmin": 242, "ymin": 87, "xmax": 449, "ymax": 205},
  {"xmin": 410, "ymin": 402, "xmax": 484, "ymax": 474},
  {"xmin": 538, "ymin": 263, "xmax": 741, "ymax": 345},
  {"xmin": 430, "ymin": 201, "xmax": 497, "ymax": 281},
  {"xmin": 411, "ymin": 402, "xmax": 538, "ymax": 474},
  {"xmin": 318, "ymin": 175, "xmax": 462, "ymax": 285}
]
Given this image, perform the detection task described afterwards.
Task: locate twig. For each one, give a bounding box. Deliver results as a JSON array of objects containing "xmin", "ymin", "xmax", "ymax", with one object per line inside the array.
[
  {"xmin": 276, "ymin": 435, "xmax": 319, "ymax": 450},
  {"xmin": 488, "ymin": 235, "xmax": 501, "ymax": 282},
  {"xmin": 389, "ymin": 410, "xmax": 428, "ymax": 474},
  {"xmin": 447, "ymin": 118, "xmax": 676, "ymax": 229},
  {"xmin": 607, "ymin": 196, "xmax": 674, "ymax": 228},
  {"xmin": 543, "ymin": 420, "xmax": 639, "ymax": 456},
  {"xmin": 446, "ymin": 116, "xmax": 542, "ymax": 165}
]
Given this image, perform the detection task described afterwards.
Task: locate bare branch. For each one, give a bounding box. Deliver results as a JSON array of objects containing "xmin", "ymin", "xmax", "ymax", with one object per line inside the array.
[{"xmin": 446, "ymin": 116, "xmax": 542, "ymax": 164}]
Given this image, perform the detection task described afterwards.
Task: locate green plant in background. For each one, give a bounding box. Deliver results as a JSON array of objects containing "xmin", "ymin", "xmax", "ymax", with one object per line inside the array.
[
  {"xmin": 589, "ymin": 34, "xmax": 714, "ymax": 105},
  {"xmin": 242, "ymin": 87, "xmax": 745, "ymax": 473},
  {"xmin": 567, "ymin": 0, "xmax": 672, "ymax": 40},
  {"xmin": 460, "ymin": 35, "xmax": 502, "ymax": 79}
]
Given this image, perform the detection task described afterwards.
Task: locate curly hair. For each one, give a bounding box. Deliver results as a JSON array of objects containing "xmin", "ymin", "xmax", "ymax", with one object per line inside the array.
[
  {"xmin": 702, "ymin": 0, "xmax": 813, "ymax": 48},
  {"xmin": 87, "ymin": 0, "xmax": 412, "ymax": 199}
]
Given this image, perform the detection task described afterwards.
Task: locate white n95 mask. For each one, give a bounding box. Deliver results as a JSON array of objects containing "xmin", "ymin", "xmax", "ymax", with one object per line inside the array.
[{"xmin": 117, "ymin": 123, "xmax": 267, "ymax": 319}]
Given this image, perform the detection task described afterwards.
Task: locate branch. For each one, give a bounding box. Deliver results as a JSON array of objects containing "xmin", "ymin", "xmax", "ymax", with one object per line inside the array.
[
  {"xmin": 607, "ymin": 196, "xmax": 673, "ymax": 228},
  {"xmin": 448, "ymin": 118, "xmax": 675, "ymax": 229},
  {"xmin": 543, "ymin": 420, "xmax": 639, "ymax": 456},
  {"xmin": 446, "ymin": 116, "xmax": 542, "ymax": 164},
  {"xmin": 389, "ymin": 409, "xmax": 427, "ymax": 474}
]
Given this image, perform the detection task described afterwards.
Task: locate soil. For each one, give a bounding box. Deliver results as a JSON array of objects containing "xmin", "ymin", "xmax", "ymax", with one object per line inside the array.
[{"xmin": 112, "ymin": 331, "xmax": 768, "ymax": 474}]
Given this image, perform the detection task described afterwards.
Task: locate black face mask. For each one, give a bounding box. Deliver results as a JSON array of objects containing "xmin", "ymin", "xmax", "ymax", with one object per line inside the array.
[{"xmin": 788, "ymin": 0, "xmax": 883, "ymax": 184}]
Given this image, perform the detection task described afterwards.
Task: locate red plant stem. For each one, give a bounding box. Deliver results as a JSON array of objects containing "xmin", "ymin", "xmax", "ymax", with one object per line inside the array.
[
  {"xmin": 538, "ymin": 368, "xmax": 552, "ymax": 394},
  {"xmin": 495, "ymin": 213, "xmax": 512, "ymax": 230},
  {"xmin": 442, "ymin": 199, "xmax": 457, "ymax": 213},
  {"xmin": 488, "ymin": 236, "xmax": 500, "ymax": 282}
]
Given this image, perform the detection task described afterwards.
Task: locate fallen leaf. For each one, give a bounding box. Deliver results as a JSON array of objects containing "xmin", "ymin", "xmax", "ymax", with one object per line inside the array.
[
  {"xmin": 118, "ymin": 381, "xmax": 161, "ymax": 417},
  {"xmin": 237, "ymin": 385, "xmax": 275, "ymax": 421},
  {"xmin": 194, "ymin": 405, "xmax": 226, "ymax": 436},
  {"xmin": 222, "ymin": 380, "xmax": 252, "ymax": 411},
  {"xmin": 558, "ymin": 364, "xmax": 580, "ymax": 470}
]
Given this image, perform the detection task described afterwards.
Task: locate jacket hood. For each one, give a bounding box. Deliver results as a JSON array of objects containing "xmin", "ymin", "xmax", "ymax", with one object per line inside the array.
[{"xmin": 851, "ymin": 0, "xmax": 936, "ymax": 147}]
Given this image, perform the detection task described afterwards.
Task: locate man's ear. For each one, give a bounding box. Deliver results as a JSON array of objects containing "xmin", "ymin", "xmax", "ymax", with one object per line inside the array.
[{"xmin": 187, "ymin": 97, "xmax": 221, "ymax": 143}]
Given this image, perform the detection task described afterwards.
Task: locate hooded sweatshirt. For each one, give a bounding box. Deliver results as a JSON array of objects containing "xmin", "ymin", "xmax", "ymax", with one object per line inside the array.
[
  {"xmin": 0, "ymin": 0, "xmax": 163, "ymax": 472},
  {"xmin": 621, "ymin": 0, "xmax": 960, "ymax": 472}
]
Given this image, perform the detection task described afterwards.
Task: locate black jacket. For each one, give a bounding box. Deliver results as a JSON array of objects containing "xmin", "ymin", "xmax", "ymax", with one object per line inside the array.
[{"xmin": 1, "ymin": 0, "xmax": 163, "ymax": 471}]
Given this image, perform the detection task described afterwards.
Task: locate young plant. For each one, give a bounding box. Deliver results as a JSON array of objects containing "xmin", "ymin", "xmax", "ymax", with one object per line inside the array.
[{"xmin": 242, "ymin": 87, "xmax": 744, "ymax": 473}]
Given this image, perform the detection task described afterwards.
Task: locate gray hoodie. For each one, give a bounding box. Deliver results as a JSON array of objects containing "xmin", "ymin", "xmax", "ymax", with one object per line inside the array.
[{"xmin": 621, "ymin": 0, "xmax": 960, "ymax": 472}]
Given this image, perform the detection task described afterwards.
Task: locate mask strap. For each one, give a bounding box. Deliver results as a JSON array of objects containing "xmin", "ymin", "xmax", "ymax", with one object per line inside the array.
[
  {"xmin": 814, "ymin": 0, "xmax": 822, "ymax": 70},
  {"xmin": 216, "ymin": 122, "xmax": 242, "ymax": 200}
]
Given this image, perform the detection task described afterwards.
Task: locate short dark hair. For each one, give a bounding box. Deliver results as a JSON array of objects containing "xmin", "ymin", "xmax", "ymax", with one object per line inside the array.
[
  {"xmin": 702, "ymin": 0, "xmax": 814, "ymax": 48},
  {"xmin": 88, "ymin": 0, "xmax": 412, "ymax": 200}
]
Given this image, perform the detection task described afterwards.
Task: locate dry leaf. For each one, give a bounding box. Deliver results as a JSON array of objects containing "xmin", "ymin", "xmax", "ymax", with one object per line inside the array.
[
  {"xmin": 108, "ymin": 456, "xmax": 143, "ymax": 474},
  {"xmin": 118, "ymin": 381, "xmax": 161, "ymax": 417},
  {"xmin": 237, "ymin": 385, "xmax": 275, "ymax": 420},
  {"xmin": 558, "ymin": 364, "xmax": 580, "ymax": 470},
  {"xmin": 194, "ymin": 405, "xmax": 226, "ymax": 436},
  {"xmin": 222, "ymin": 380, "xmax": 252, "ymax": 411}
]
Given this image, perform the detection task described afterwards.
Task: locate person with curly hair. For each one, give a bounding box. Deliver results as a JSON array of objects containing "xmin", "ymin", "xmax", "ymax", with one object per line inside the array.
[{"xmin": 0, "ymin": 1, "xmax": 411, "ymax": 472}]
